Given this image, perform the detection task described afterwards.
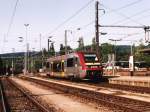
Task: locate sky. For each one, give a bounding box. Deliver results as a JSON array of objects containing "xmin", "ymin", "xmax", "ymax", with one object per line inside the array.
[{"xmin": 0, "ymin": 0, "xmax": 150, "ymax": 54}]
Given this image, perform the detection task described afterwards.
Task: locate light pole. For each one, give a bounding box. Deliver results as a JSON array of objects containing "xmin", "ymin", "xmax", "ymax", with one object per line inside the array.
[
  {"xmin": 11, "ymin": 48, "xmax": 15, "ymax": 76},
  {"xmin": 24, "ymin": 24, "xmax": 29, "ymax": 75},
  {"xmin": 109, "ymin": 39, "xmax": 122, "ymax": 61},
  {"xmin": 109, "ymin": 38, "xmax": 122, "ymax": 76},
  {"xmin": 65, "ymin": 30, "xmax": 72, "ymax": 55},
  {"xmin": 39, "ymin": 34, "xmax": 42, "ymax": 51},
  {"xmin": 18, "ymin": 37, "xmax": 24, "ymax": 73},
  {"xmin": 31, "ymin": 48, "xmax": 35, "ymax": 74},
  {"xmin": 122, "ymin": 39, "xmax": 137, "ymax": 76},
  {"xmin": 48, "ymin": 36, "xmax": 53, "ymax": 52},
  {"xmin": 5, "ymin": 60, "xmax": 8, "ymax": 76}
]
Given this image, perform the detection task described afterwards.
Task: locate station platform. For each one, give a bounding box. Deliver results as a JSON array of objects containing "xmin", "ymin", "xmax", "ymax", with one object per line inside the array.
[{"xmin": 109, "ymin": 76, "xmax": 150, "ymax": 87}]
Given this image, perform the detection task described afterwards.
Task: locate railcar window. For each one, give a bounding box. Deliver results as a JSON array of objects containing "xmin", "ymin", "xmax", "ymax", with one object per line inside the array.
[
  {"xmin": 115, "ymin": 62, "xmax": 129, "ymax": 68},
  {"xmin": 74, "ymin": 57, "xmax": 79, "ymax": 64},
  {"xmin": 53, "ymin": 62, "xmax": 62, "ymax": 72},
  {"xmin": 46, "ymin": 62, "xmax": 50, "ymax": 68},
  {"xmin": 61, "ymin": 62, "xmax": 64, "ymax": 72},
  {"xmin": 67, "ymin": 58, "xmax": 74, "ymax": 67},
  {"xmin": 135, "ymin": 62, "xmax": 148, "ymax": 68}
]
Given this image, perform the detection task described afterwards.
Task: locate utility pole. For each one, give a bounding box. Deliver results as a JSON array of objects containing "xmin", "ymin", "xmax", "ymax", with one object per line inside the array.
[
  {"xmin": 95, "ymin": 1, "xmax": 100, "ymax": 63},
  {"xmin": 48, "ymin": 36, "xmax": 53, "ymax": 56},
  {"xmin": 39, "ymin": 33, "xmax": 41, "ymax": 51},
  {"xmin": 5, "ymin": 60, "xmax": 8, "ymax": 76},
  {"xmin": 27, "ymin": 43, "xmax": 30, "ymax": 73},
  {"xmin": 39, "ymin": 34, "xmax": 43, "ymax": 69},
  {"xmin": 65, "ymin": 30, "xmax": 67, "ymax": 55},
  {"xmin": 42, "ymin": 48, "xmax": 44, "ymax": 69},
  {"xmin": 48, "ymin": 39, "xmax": 51, "ymax": 51},
  {"xmin": 109, "ymin": 39, "xmax": 122, "ymax": 76},
  {"xmin": 11, "ymin": 48, "xmax": 15, "ymax": 76},
  {"xmin": 64, "ymin": 30, "xmax": 72, "ymax": 54},
  {"xmin": 24, "ymin": 24, "xmax": 29, "ymax": 75},
  {"xmin": 129, "ymin": 41, "xmax": 135, "ymax": 76}
]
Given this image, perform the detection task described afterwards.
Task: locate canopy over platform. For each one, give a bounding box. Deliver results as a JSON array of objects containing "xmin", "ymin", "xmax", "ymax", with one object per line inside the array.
[{"xmin": 139, "ymin": 48, "xmax": 150, "ymax": 54}]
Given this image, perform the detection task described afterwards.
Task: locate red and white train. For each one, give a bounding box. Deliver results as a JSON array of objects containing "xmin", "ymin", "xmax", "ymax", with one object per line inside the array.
[{"xmin": 46, "ymin": 52, "xmax": 103, "ymax": 80}]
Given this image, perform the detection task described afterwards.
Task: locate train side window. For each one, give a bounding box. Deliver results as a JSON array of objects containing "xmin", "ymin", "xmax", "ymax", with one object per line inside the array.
[
  {"xmin": 64, "ymin": 61, "xmax": 67, "ymax": 67},
  {"xmin": 67, "ymin": 58, "xmax": 74, "ymax": 67},
  {"xmin": 74, "ymin": 57, "xmax": 79, "ymax": 67},
  {"xmin": 46, "ymin": 62, "xmax": 50, "ymax": 68},
  {"xmin": 61, "ymin": 62, "xmax": 64, "ymax": 72},
  {"xmin": 75, "ymin": 57, "xmax": 77, "ymax": 63},
  {"xmin": 50, "ymin": 63, "xmax": 53, "ymax": 71},
  {"xmin": 53, "ymin": 62, "xmax": 61, "ymax": 72}
]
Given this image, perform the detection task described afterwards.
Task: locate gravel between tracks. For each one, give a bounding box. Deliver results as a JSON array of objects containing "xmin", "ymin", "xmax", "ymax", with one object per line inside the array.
[
  {"xmin": 23, "ymin": 76, "xmax": 150, "ymax": 111},
  {"xmin": 12, "ymin": 77, "xmax": 122, "ymax": 112},
  {"xmin": 38, "ymin": 76, "xmax": 150, "ymax": 103},
  {"xmin": 0, "ymin": 78, "xmax": 43, "ymax": 112}
]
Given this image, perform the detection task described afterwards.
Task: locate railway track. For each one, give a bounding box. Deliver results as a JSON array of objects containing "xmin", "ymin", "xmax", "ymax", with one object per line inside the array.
[
  {"xmin": 40, "ymin": 75, "xmax": 150, "ymax": 94},
  {"xmin": 0, "ymin": 77, "xmax": 49, "ymax": 112},
  {"xmin": 96, "ymin": 83, "xmax": 150, "ymax": 94},
  {"xmin": 22, "ymin": 76, "xmax": 150, "ymax": 112}
]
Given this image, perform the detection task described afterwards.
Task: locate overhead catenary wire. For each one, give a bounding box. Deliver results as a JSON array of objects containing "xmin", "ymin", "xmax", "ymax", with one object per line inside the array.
[
  {"xmin": 102, "ymin": 0, "xmax": 143, "ymax": 13},
  {"xmin": 99, "ymin": 25, "xmax": 149, "ymax": 29},
  {"xmin": 100, "ymin": 0, "xmax": 144, "ymax": 25},
  {"xmin": 100, "ymin": 25, "xmax": 149, "ymax": 40},
  {"xmin": 111, "ymin": 8, "xmax": 150, "ymax": 25},
  {"xmin": 99, "ymin": 0, "xmax": 150, "ymax": 39},
  {"xmin": 2, "ymin": 0, "xmax": 19, "ymax": 54},
  {"xmin": 105, "ymin": 32, "xmax": 143, "ymax": 35},
  {"xmin": 100, "ymin": 1, "xmax": 150, "ymax": 43},
  {"xmin": 81, "ymin": 20, "xmax": 95, "ymax": 29},
  {"xmin": 44, "ymin": 0, "xmax": 144, "ymax": 47},
  {"xmin": 115, "ymin": 0, "xmax": 143, "ymax": 10},
  {"xmin": 101, "ymin": 4, "xmax": 144, "ymax": 26},
  {"xmin": 6, "ymin": 0, "xmax": 19, "ymax": 38},
  {"xmin": 47, "ymin": 0, "xmax": 95, "ymax": 36}
]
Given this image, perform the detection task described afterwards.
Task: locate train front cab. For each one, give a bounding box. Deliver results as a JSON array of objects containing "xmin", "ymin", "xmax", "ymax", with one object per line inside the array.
[{"xmin": 78, "ymin": 52, "xmax": 103, "ymax": 81}]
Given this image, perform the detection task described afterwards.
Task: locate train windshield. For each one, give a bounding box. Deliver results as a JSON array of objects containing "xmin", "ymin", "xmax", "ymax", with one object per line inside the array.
[
  {"xmin": 115, "ymin": 61, "xmax": 129, "ymax": 68},
  {"xmin": 134, "ymin": 62, "xmax": 149, "ymax": 68},
  {"xmin": 84, "ymin": 54, "xmax": 98, "ymax": 62}
]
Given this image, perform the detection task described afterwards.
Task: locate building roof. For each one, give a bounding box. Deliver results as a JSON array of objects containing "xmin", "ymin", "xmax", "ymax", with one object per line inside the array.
[{"xmin": 139, "ymin": 48, "xmax": 150, "ymax": 54}]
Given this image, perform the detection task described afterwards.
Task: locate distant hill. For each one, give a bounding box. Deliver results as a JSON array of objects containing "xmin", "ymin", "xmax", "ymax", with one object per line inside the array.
[
  {"xmin": 0, "ymin": 52, "xmax": 39, "ymax": 58},
  {"xmin": 0, "ymin": 52, "xmax": 25, "ymax": 58}
]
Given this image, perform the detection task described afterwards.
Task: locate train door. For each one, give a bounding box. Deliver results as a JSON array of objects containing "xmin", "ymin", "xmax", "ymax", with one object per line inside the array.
[
  {"xmin": 64, "ymin": 60, "xmax": 67, "ymax": 73},
  {"xmin": 50, "ymin": 62, "xmax": 53, "ymax": 76},
  {"xmin": 66, "ymin": 58, "xmax": 74, "ymax": 77},
  {"xmin": 74, "ymin": 57, "xmax": 79, "ymax": 78},
  {"xmin": 46, "ymin": 62, "xmax": 51, "ymax": 76},
  {"xmin": 61, "ymin": 60, "xmax": 65, "ymax": 77}
]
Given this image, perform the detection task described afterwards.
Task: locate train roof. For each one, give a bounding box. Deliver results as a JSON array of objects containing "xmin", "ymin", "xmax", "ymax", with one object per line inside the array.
[
  {"xmin": 47, "ymin": 54, "xmax": 66, "ymax": 62},
  {"xmin": 47, "ymin": 51, "xmax": 97, "ymax": 62}
]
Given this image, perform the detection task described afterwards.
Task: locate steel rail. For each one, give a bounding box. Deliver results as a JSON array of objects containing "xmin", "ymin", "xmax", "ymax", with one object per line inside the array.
[
  {"xmin": 0, "ymin": 85, "xmax": 7, "ymax": 112},
  {"xmin": 8, "ymin": 78, "xmax": 50, "ymax": 112},
  {"xmin": 23, "ymin": 76, "xmax": 150, "ymax": 112}
]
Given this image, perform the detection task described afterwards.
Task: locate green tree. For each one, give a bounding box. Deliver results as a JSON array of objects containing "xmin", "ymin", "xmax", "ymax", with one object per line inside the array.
[
  {"xmin": 77, "ymin": 37, "xmax": 84, "ymax": 51},
  {"xmin": 101, "ymin": 43, "xmax": 113, "ymax": 62},
  {"xmin": 92, "ymin": 37, "xmax": 96, "ymax": 51},
  {"xmin": 49, "ymin": 43, "xmax": 55, "ymax": 56},
  {"xmin": 66, "ymin": 46, "xmax": 73, "ymax": 53},
  {"xmin": 135, "ymin": 43, "xmax": 150, "ymax": 63},
  {"xmin": 59, "ymin": 44, "xmax": 65, "ymax": 55},
  {"xmin": 115, "ymin": 45, "xmax": 131, "ymax": 61},
  {"xmin": 0, "ymin": 57, "xmax": 3, "ymax": 75}
]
